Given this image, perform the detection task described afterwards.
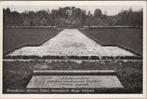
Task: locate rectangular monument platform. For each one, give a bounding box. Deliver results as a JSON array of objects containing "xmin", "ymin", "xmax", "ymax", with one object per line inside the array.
[{"xmin": 26, "ymin": 70, "xmax": 124, "ymax": 93}]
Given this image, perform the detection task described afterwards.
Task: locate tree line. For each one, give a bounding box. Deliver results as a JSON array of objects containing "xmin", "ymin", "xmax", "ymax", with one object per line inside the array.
[{"xmin": 3, "ymin": 7, "xmax": 143, "ymax": 27}]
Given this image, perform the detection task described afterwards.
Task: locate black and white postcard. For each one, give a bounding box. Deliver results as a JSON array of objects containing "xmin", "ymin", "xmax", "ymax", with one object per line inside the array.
[{"xmin": 0, "ymin": 1, "xmax": 146, "ymax": 99}]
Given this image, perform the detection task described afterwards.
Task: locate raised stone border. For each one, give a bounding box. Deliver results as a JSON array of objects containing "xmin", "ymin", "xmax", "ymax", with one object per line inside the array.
[
  {"xmin": 33, "ymin": 70, "xmax": 116, "ymax": 75},
  {"xmin": 3, "ymin": 55, "xmax": 142, "ymax": 60},
  {"xmin": 26, "ymin": 70, "xmax": 124, "ymax": 93}
]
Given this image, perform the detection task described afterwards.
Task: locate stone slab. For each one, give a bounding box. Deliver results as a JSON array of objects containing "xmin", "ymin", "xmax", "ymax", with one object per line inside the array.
[
  {"xmin": 33, "ymin": 70, "xmax": 116, "ymax": 75},
  {"xmin": 26, "ymin": 75, "xmax": 123, "ymax": 88}
]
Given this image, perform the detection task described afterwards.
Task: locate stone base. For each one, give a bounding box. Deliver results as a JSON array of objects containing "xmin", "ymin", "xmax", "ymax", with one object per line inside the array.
[{"xmin": 27, "ymin": 70, "xmax": 123, "ymax": 90}]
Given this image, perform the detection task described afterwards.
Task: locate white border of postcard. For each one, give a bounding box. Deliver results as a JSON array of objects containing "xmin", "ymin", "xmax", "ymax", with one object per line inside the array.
[{"xmin": 0, "ymin": 1, "xmax": 146, "ymax": 99}]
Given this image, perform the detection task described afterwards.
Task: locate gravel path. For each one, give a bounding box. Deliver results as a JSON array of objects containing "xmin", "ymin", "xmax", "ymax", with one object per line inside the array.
[{"xmin": 8, "ymin": 29, "xmax": 135, "ymax": 56}]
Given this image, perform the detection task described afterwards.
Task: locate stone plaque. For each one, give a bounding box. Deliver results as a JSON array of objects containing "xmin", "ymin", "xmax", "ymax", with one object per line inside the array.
[
  {"xmin": 27, "ymin": 75, "xmax": 123, "ymax": 88},
  {"xmin": 26, "ymin": 70, "xmax": 124, "ymax": 93}
]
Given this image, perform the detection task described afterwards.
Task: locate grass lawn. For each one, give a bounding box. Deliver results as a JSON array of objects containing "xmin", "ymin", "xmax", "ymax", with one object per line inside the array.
[
  {"xmin": 3, "ymin": 28, "xmax": 61, "ymax": 55},
  {"xmin": 3, "ymin": 28, "xmax": 143, "ymax": 93},
  {"xmin": 80, "ymin": 28, "xmax": 143, "ymax": 56},
  {"xmin": 3, "ymin": 60, "xmax": 142, "ymax": 93},
  {"xmin": 4, "ymin": 28, "xmax": 143, "ymax": 56}
]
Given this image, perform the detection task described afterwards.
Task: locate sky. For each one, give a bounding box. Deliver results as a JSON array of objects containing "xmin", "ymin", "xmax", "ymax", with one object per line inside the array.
[{"xmin": 2, "ymin": 1, "xmax": 144, "ymax": 15}]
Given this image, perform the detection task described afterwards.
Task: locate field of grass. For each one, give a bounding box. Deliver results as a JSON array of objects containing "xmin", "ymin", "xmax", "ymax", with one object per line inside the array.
[
  {"xmin": 3, "ymin": 28, "xmax": 143, "ymax": 93},
  {"xmin": 80, "ymin": 28, "xmax": 143, "ymax": 56},
  {"xmin": 4, "ymin": 28, "xmax": 143, "ymax": 56},
  {"xmin": 3, "ymin": 60, "xmax": 142, "ymax": 93},
  {"xmin": 3, "ymin": 28, "xmax": 61, "ymax": 55}
]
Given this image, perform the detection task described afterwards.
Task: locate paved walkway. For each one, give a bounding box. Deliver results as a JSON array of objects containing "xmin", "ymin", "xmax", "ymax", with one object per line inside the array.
[{"xmin": 8, "ymin": 29, "xmax": 135, "ymax": 56}]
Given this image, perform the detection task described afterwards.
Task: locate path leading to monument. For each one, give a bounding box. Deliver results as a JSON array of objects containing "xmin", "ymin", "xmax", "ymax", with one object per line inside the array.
[{"xmin": 8, "ymin": 29, "xmax": 135, "ymax": 56}]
